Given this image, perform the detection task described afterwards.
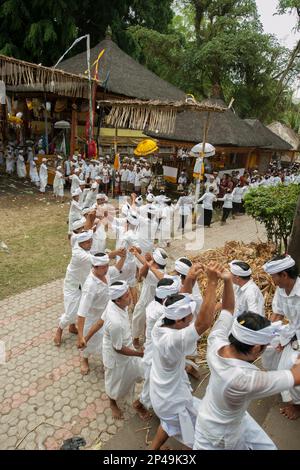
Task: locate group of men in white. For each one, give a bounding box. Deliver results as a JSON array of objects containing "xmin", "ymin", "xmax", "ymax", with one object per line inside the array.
[{"xmin": 52, "ymin": 183, "xmax": 300, "ymax": 450}]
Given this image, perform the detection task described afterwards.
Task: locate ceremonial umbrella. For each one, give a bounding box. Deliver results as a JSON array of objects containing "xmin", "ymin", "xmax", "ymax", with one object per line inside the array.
[{"xmin": 134, "ymin": 139, "xmax": 158, "ymax": 156}]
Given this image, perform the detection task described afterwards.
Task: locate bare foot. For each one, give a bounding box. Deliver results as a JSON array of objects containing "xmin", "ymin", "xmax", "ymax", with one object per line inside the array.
[
  {"xmin": 53, "ymin": 328, "xmax": 63, "ymax": 347},
  {"xmin": 80, "ymin": 358, "xmax": 90, "ymax": 375},
  {"xmin": 69, "ymin": 324, "xmax": 78, "ymax": 335},
  {"xmin": 133, "ymin": 400, "xmax": 152, "ymax": 421},
  {"xmin": 280, "ymin": 403, "xmax": 300, "ymax": 420},
  {"xmin": 185, "ymin": 364, "xmax": 200, "ymax": 379},
  {"xmin": 133, "ymin": 338, "xmax": 140, "ymax": 350},
  {"xmin": 110, "ymin": 399, "xmax": 124, "ymax": 420}
]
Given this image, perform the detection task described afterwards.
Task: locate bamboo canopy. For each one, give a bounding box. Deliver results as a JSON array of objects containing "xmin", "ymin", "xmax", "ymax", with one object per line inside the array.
[
  {"xmin": 97, "ymin": 98, "xmax": 226, "ymax": 135},
  {"xmin": 0, "ymin": 54, "xmax": 99, "ymax": 99}
]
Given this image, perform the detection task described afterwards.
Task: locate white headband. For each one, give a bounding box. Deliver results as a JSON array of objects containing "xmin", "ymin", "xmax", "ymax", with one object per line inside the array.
[
  {"xmin": 146, "ymin": 193, "xmax": 154, "ymax": 202},
  {"xmin": 153, "ymin": 248, "xmax": 167, "ymax": 266},
  {"xmin": 231, "ymin": 319, "xmax": 284, "ymax": 346},
  {"xmin": 97, "ymin": 193, "xmax": 108, "ymax": 201},
  {"xmin": 229, "ymin": 260, "xmax": 252, "ymax": 277},
  {"xmin": 163, "ymin": 294, "xmax": 196, "ymax": 321},
  {"xmin": 135, "ymin": 196, "xmax": 143, "ymax": 206},
  {"xmin": 72, "ymin": 217, "xmax": 86, "ymax": 231},
  {"xmin": 91, "ymin": 253, "xmax": 109, "ymax": 266},
  {"xmin": 91, "ymin": 182, "xmax": 98, "ymax": 189},
  {"xmin": 175, "ymin": 259, "xmax": 191, "ymax": 276},
  {"xmin": 127, "ymin": 211, "xmax": 139, "ymax": 226},
  {"xmin": 156, "ymin": 277, "xmax": 180, "ymax": 299},
  {"xmin": 76, "ymin": 230, "xmax": 93, "ymax": 244},
  {"xmin": 109, "ymin": 281, "xmax": 129, "ymax": 300},
  {"xmin": 263, "ymin": 255, "xmax": 296, "ymax": 275}
]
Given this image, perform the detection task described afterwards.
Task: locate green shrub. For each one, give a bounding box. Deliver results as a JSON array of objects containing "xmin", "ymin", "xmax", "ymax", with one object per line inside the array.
[{"xmin": 244, "ymin": 184, "xmax": 300, "ymax": 253}]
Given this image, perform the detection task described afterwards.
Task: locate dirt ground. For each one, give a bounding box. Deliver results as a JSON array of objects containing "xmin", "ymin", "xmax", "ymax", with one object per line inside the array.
[{"xmin": 0, "ymin": 173, "xmax": 71, "ymax": 300}]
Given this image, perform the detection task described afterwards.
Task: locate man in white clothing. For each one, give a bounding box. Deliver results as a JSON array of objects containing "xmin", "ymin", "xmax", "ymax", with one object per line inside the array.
[
  {"xmin": 131, "ymin": 248, "xmax": 168, "ymax": 349},
  {"xmin": 194, "ymin": 276, "xmax": 300, "ymax": 450},
  {"xmin": 84, "ymin": 281, "xmax": 151, "ymax": 421},
  {"xmin": 229, "ymin": 260, "xmax": 265, "ymax": 318},
  {"xmin": 262, "ymin": 254, "xmax": 300, "ymax": 420},
  {"xmin": 39, "ymin": 158, "xmax": 48, "ymax": 193},
  {"xmin": 197, "ymin": 186, "xmax": 217, "ymax": 227},
  {"xmin": 149, "ymin": 262, "xmax": 222, "ymax": 450},
  {"xmin": 77, "ymin": 251, "xmax": 126, "ymax": 375}
]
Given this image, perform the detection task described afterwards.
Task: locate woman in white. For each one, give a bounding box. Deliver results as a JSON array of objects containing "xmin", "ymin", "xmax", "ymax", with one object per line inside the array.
[
  {"xmin": 218, "ymin": 188, "xmax": 233, "ymax": 225},
  {"xmin": 131, "ymin": 248, "xmax": 168, "ymax": 349},
  {"xmin": 262, "ymin": 254, "xmax": 300, "ymax": 420},
  {"xmin": 29, "ymin": 157, "xmax": 40, "ymax": 187},
  {"xmin": 156, "ymin": 197, "xmax": 174, "ymax": 247},
  {"xmin": 85, "ymin": 281, "xmax": 150, "ymax": 421},
  {"xmin": 39, "ymin": 158, "xmax": 48, "ymax": 193},
  {"xmin": 17, "ymin": 150, "xmax": 27, "ymax": 178},
  {"xmin": 77, "ymin": 251, "xmax": 126, "ymax": 375},
  {"xmin": 197, "ymin": 186, "xmax": 217, "ymax": 228},
  {"xmin": 194, "ymin": 276, "xmax": 300, "ymax": 450},
  {"xmin": 53, "ymin": 166, "xmax": 65, "ymax": 200},
  {"xmin": 149, "ymin": 263, "xmax": 221, "ymax": 450}
]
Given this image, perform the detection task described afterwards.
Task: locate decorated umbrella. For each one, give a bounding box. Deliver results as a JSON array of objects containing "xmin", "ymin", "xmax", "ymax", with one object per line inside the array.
[
  {"xmin": 134, "ymin": 139, "xmax": 158, "ymax": 156},
  {"xmin": 190, "ymin": 142, "xmax": 216, "ymax": 158}
]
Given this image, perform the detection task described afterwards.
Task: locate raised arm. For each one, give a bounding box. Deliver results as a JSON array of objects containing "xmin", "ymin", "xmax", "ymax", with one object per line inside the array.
[
  {"xmin": 194, "ymin": 263, "xmax": 221, "ymax": 336},
  {"xmin": 219, "ymin": 269, "xmax": 235, "ymax": 314}
]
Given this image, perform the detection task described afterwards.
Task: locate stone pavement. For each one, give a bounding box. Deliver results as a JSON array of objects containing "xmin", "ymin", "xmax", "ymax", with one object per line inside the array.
[{"xmin": 1, "ymin": 215, "xmax": 298, "ymax": 451}]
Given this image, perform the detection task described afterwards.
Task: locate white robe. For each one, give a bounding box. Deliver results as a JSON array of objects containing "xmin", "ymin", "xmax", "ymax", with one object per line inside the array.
[
  {"xmin": 17, "ymin": 155, "xmax": 26, "ymax": 178},
  {"xmin": 150, "ymin": 318, "xmax": 201, "ymax": 448},
  {"xmin": 78, "ymin": 268, "xmax": 119, "ymax": 358},
  {"xmin": 193, "ymin": 310, "xmax": 294, "ymax": 450},
  {"xmin": 53, "ymin": 171, "xmax": 64, "ymax": 197},
  {"xmin": 39, "ymin": 163, "xmax": 48, "ymax": 192},
  {"xmin": 68, "ymin": 200, "xmax": 82, "ymax": 234},
  {"xmin": 139, "ymin": 300, "xmax": 164, "ymax": 410},
  {"xmin": 101, "ymin": 300, "xmax": 144, "ymax": 400},
  {"xmin": 29, "ymin": 161, "xmax": 40, "ymax": 185},
  {"xmin": 114, "ymin": 226, "xmax": 138, "ymax": 287},
  {"xmin": 59, "ymin": 246, "xmax": 92, "ymax": 330},
  {"xmin": 6, "ymin": 154, "xmax": 15, "ymax": 174},
  {"xmin": 132, "ymin": 269, "xmax": 163, "ymax": 339}
]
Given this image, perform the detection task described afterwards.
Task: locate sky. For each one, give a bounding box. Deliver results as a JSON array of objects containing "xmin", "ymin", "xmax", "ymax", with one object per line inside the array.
[{"xmin": 256, "ymin": 0, "xmax": 299, "ymax": 49}]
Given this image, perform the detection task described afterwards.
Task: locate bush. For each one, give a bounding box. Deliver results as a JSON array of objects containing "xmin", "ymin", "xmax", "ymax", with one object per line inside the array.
[{"xmin": 244, "ymin": 184, "xmax": 300, "ymax": 253}]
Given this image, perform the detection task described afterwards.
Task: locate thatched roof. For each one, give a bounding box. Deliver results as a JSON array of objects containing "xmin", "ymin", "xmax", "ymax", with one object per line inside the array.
[
  {"xmin": 0, "ymin": 54, "xmax": 95, "ymax": 99},
  {"xmin": 58, "ymin": 37, "xmax": 186, "ymax": 101},
  {"xmin": 244, "ymin": 119, "xmax": 292, "ymax": 151},
  {"xmin": 147, "ymin": 98, "xmax": 267, "ymax": 147},
  {"xmin": 267, "ymin": 121, "xmax": 300, "ymax": 151}
]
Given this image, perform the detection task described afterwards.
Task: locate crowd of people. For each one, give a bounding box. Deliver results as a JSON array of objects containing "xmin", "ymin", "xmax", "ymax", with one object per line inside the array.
[{"xmin": 50, "ymin": 176, "xmax": 300, "ymax": 449}]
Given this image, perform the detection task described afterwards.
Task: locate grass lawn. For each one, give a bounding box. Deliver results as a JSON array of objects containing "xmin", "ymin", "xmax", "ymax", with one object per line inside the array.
[{"xmin": 0, "ymin": 174, "xmax": 71, "ymax": 300}]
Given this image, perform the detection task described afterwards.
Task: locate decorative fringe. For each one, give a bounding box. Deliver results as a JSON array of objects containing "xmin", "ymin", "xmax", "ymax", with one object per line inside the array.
[
  {"xmin": 99, "ymin": 98, "xmax": 226, "ymax": 135},
  {"xmin": 0, "ymin": 54, "xmax": 95, "ymax": 99}
]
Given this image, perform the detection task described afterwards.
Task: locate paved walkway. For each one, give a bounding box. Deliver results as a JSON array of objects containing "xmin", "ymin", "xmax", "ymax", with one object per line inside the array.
[{"xmin": 0, "ymin": 216, "xmax": 268, "ymax": 450}]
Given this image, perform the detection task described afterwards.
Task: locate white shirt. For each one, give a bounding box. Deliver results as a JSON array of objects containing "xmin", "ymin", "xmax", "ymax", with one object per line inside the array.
[
  {"xmin": 232, "ymin": 187, "xmax": 244, "ymax": 204},
  {"xmin": 198, "ymin": 192, "xmax": 216, "ymax": 210},
  {"xmin": 127, "ymin": 170, "xmax": 136, "ymax": 184},
  {"xmin": 64, "ymin": 246, "xmax": 92, "ymax": 289},
  {"xmin": 135, "ymin": 172, "xmax": 142, "ymax": 187},
  {"xmin": 70, "ymin": 174, "xmax": 81, "ymax": 193},
  {"xmin": 272, "ymin": 277, "xmax": 300, "ymax": 343},
  {"xmin": 78, "ymin": 269, "xmax": 119, "ymax": 322},
  {"xmin": 194, "ymin": 310, "xmax": 294, "ymax": 448},
  {"xmin": 143, "ymin": 300, "xmax": 164, "ymax": 366},
  {"xmin": 101, "ymin": 300, "xmax": 133, "ymax": 368},
  {"xmin": 233, "ymin": 280, "xmax": 265, "ymax": 318},
  {"xmin": 150, "ymin": 320, "xmax": 200, "ymax": 419},
  {"xmin": 219, "ymin": 193, "xmax": 233, "ymax": 209},
  {"xmin": 120, "ymin": 169, "xmax": 129, "ymax": 182}
]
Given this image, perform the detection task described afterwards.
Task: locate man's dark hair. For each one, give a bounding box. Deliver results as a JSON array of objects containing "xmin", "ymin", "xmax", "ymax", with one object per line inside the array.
[
  {"xmin": 177, "ymin": 258, "xmax": 192, "ymax": 280},
  {"xmin": 232, "ymin": 261, "xmax": 251, "ymax": 281},
  {"xmin": 94, "ymin": 252, "xmax": 106, "ymax": 257},
  {"xmin": 155, "ymin": 250, "xmax": 167, "ymax": 270},
  {"xmin": 110, "ymin": 281, "xmax": 125, "ymax": 303},
  {"xmin": 229, "ymin": 312, "xmax": 270, "ymax": 354},
  {"xmin": 270, "ymin": 254, "xmax": 299, "ymax": 279},
  {"xmin": 154, "ymin": 278, "xmax": 175, "ymax": 303}
]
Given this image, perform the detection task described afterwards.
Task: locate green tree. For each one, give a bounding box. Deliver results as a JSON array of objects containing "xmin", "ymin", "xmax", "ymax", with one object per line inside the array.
[{"xmin": 244, "ymin": 184, "xmax": 300, "ymax": 253}]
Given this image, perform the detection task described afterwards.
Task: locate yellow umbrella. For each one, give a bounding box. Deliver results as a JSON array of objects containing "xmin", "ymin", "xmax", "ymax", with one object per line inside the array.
[{"xmin": 134, "ymin": 139, "xmax": 158, "ymax": 156}]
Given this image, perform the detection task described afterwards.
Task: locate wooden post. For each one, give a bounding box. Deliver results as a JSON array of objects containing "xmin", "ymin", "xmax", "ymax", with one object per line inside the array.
[
  {"xmin": 70, "ymin": 102, "xmax": 77, "ymax": 156},
  {"xmin": 114, "ymin": 125, "xmax": 118, "ymax": 154},
  {"xmin": 288, "ymin": 194, "xmax": 300, "ymax": 267}
]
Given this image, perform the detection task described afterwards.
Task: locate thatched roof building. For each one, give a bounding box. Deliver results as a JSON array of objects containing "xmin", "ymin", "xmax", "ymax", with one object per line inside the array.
[
  {"xmin": 147, "ymin": 98, "xmax": 267, "ymax": 148},
  {"xmin": 58, "ymin": 35, "xmax": 186, "ymax": 101},
  {"xmin": 244, "ymin": 119, "xmax": 292, "ymax": 151},
  {"xmin": 267, "ymin": 121, "xmax": 300, "ymax": 151}
]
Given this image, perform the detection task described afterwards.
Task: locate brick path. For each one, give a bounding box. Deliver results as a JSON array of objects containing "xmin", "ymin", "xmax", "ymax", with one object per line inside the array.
[{"xmin": 0, "ymin": 215, "xmax": 266, "ymax": 450}]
